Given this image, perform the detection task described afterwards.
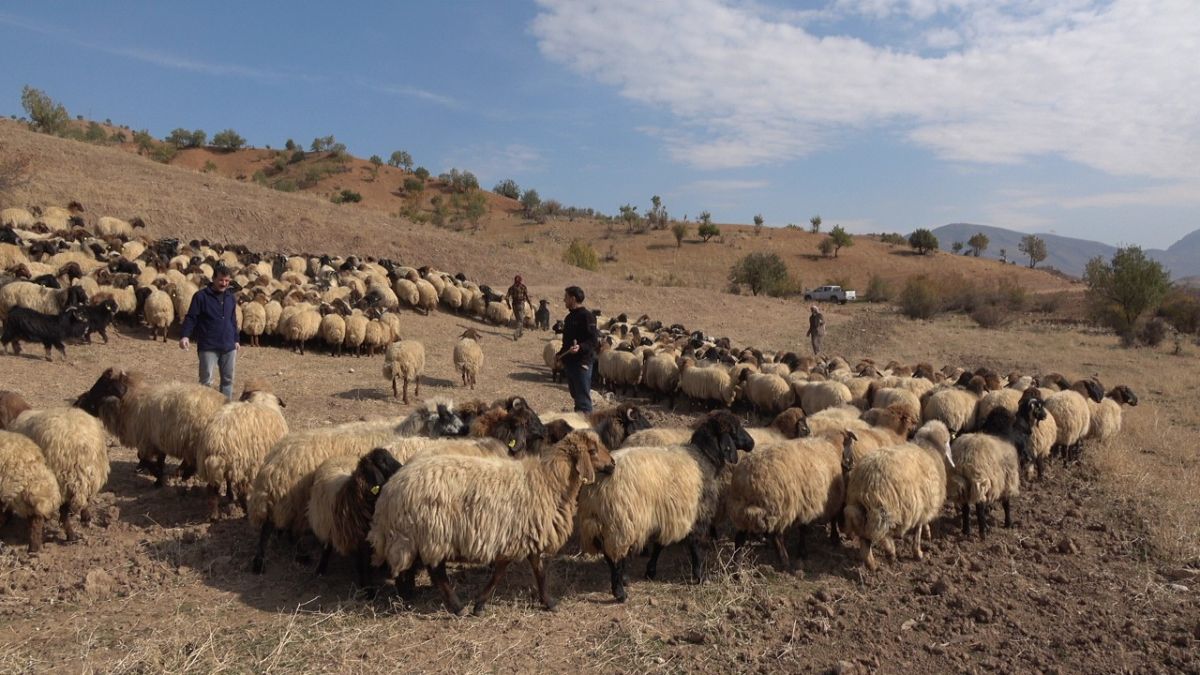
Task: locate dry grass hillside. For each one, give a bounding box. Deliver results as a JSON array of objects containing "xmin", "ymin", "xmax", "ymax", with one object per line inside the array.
[{"xmin": 1, "ymin": 119, "xmax": 1196, "ymax": 673}]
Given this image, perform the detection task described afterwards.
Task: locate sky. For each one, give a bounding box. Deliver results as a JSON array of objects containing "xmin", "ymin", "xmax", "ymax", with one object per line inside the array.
[{"xmin": 1, "ymin": 0, "xmax": 1198, "ymax": 249}]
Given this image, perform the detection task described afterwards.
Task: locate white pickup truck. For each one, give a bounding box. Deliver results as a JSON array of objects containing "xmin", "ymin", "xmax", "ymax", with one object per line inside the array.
[{"xmin": 803, "ymin": 285, "xmax": 856, "ymax": 304}]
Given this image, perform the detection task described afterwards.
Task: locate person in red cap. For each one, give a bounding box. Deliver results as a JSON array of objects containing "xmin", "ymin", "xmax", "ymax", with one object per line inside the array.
[{"xmin": 505, "ymin": 274, "xmax": 530, "ymax": 341}]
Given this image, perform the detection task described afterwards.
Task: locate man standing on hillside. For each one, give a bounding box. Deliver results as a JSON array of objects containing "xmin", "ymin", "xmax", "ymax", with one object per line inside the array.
[
  {"xmin": 556, "ymin": 286, "xmax": 599, "ymax": 413},
  {"xmin": 506, "ymin": 275, "xmax": 530, "ymax": 341},
  {"xmin": 806, "ymin": 305, "xmax": 825, "ymax": 355},
  {"xmin": 180, "ymin": 266, "xmax": 239, "ymax": 400}
]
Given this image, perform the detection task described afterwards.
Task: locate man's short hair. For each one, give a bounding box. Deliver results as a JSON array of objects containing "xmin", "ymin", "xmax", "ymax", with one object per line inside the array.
[
  {"xmin": 213, "ymin": 265, "xmax": 232, "ymax": 280},
  {"xmin": 565, "ymin": 286, "xmax": 585, "ymax": 303}
]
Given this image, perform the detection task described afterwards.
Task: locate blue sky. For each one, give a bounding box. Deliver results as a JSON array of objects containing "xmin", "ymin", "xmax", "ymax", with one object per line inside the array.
[{"xmin": 2, "ymin": 1, "xmax": 1198, "ymax": 249}]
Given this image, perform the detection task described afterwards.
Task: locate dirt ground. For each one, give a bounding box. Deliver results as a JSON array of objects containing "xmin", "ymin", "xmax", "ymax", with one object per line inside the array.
[{"xmin": 1, "ymin": 303, "xmax": 1197, "ymax": 674}]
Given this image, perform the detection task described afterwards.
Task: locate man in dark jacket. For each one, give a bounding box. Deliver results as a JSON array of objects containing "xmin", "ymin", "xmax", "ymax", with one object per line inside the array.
[
  {"xmin": 806, "ymin": 305, "xmax": 825, "ymax": 355},
  {"xmin": 555, "ymin": 285, "xmax": 599, "ymax": 413},
  {"xmin": 505, "ymin": 275, "xmax": 530, "ymax": 341},
  {"xmin": 180, "ymin": 266, "xmax": 239, "ymax": 400}
]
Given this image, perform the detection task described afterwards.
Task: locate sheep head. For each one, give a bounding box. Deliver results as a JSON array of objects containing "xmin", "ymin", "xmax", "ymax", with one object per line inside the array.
[
  {"xmin": 424, "ymin": 400, "xmax": 466, "ymax": 438},
  {"xmin": 556, "ymin": 430, "xmax": 613, "ymax": 485},
  {"xmin": 1109, "ymin": 385, "xmax": 1138, "ymax": 406},
  {"xmin": 690, "ymin": 410, "xmax": 754, "ymax": 469},
  {"xmin": 355, "ymin": 448, "xmax": 402, "ymax": 502},
  {"xmin": 0, "ymin": 390, "xmax": 32, "ymax": 429},
  {"xmin": 460, "ymin": 328, "xmax": 483, "ymax": 342},
  {"xmin": 915, "ymin": 420, "xmax": 953, "ymax": 468},
  {"xmin": 840, "ymin": 430, "xmax": 858, "ymax": 474},
  {"xmin": 770, "ymin": 407, "xmax": 807, "ymax": 439},
  {"xmin": 74, "ymin": 367, "xmax": 134, "ymax": 415}
]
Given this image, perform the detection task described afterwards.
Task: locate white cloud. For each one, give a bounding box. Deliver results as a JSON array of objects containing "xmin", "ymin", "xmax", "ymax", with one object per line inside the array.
[
  {"xmin": 532, "ymin": 0, "xmax": 1200, "ymax": 180},
  {"xmin": 681, "ymin": 179, "xmax": 770, "ymax": 192},
  {"xmin": 441, "ymin": 143, "xmax": 544, "ymax": 183},
  {"xmin": 355, "ymin": 79, "xmax": 458, "ymax": 108}
]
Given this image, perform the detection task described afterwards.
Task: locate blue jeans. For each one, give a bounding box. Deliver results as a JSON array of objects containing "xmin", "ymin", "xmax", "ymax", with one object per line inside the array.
[
  {"xmin": 563, "ymin": 359, "xmax": 593, "ymax": 413},
  {"xmin": 199, "ymin": 349, "xmax": 237, "ymax": 400}
]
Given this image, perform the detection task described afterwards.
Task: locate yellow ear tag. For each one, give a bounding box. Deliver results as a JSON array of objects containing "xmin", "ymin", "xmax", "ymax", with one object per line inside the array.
[
  {"xmin": 370, "ymin": 485, "xmax": 381, "ymax": 495},
  {"xmin": 507, "ymin": 439, "xmax": 517, "ymax": 448}
]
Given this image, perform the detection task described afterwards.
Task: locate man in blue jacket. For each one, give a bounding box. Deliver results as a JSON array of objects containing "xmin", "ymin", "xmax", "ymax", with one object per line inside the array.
[{"xmin": 179, "ymin": 266, "xmax": 239, "ymax": 400}]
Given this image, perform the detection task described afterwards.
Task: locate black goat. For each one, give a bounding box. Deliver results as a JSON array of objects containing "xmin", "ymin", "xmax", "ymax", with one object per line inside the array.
[
  {"xmin": 30, "ymin": 274, "xmax": 61, "ymax": 289},
  {"xmin": 1, "ymin": 306, "xmax": 89, "ymax": 361},
  {"xmin": 534, "ymin": 300, "xmax": 550, "ymax": 331},
  {"xmin": 81, "ymin": 299, "xmax": 119, "ymax": 344}
]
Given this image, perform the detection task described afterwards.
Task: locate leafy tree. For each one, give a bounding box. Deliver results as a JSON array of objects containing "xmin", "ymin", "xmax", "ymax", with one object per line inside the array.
[
  {"xmin": 20, "ymin": 86, "xmax": 69, "ymax": 135},
  {"xmin": 619, "ymin": 204, "xmax": 641, "ymax": 233},
  {"xmin": 753, "ymin": 213, "xmax": 764, "ymax": 236},
  {"xmin": 729, "ymin": 252, "xmax": 789, "ymax": 296},
  {"xmin": 818, "ymin": 237, "xmax": 835, "ymax": 258},
  {"xmin": 968, "ymin": 232, "xmax": 989, "ymax": 257},
  {"xmin": 369, "ymin": 154, "xmax": 383, "ymax": 167},
  {"xmin": 388, "ymin": 150, "xmax": 413, "ymax": 170},
  {"xmin": 402, "ymin": 176, "xmax": 424, "ymax": 194},
  {"xmin": 828, "ymin": 225, "xmax": 852, "ymax": 257},
  {"xmin": 648, "ymin": 195, "xmax": 667, "ymax": 229},
  {"xmin": 493, "ymin": 178, "xmax": 520, "ymax": 200},
  {"xmin": 1019, "ymin": 235, "xmax": 1047, "ymax": 268},
  {"xmin": 1084, "ymin": 246, "xmax": 1171, "ymax": 336},
  {"xmin": 413, "ymin": 166, "xmax": 430, "ymax": 180},
  {"xmin": 310, "ymin": 135, "xmax": 336, "ymax": 152},
  {"xmin": 456, "ymin": 190, "xmax": 488, "ymax": 229},
  {"xmin": 133, "ymin": 129, "xmax": 155, "ymax": 155},
  {"xmin": 285, "ymin": 139, "xmax": 297, "ymax": 151},
  {"xmin": 908, "ymin": 228, "xmax": 939, "ymax": 255},
  {"xmin": 563, "ymin": 240, "xmax": 600, "ymax": 270},
  {"xmin": 84, "ymin": 122, "xmax": 107, "ymax": 143},
  {"xmin": 671, "ymin": 221, "xmax": 688, "ymax": 248},
  {"xmin": 697, "ymin": 222, "xmax": 720, "ymax": 242},
  {"xmin": 520, "ymin": 189, "xmax": 542, "ymax": 218},
  {"xmin": 542, "ymin": 199, "xmax": 562, "ymax": 217},
  {"xmin": 166, "ymin": 128, "xmax": 196, "ymax": 147},
  {"xmin": 212, "ymin": 129, "xmax": 246, "ymax": 150},
  {"xmin": 952, "ymin": 241, "xmax": 964, "ymax": 254},
  {"xmin": 809, "ymin": 214, "xmax": 822, "ymax": 234}
]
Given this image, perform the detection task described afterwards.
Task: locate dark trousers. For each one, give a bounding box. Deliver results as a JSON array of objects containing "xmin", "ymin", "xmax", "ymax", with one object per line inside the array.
[{"xmin": 563, "ymin": 359, "xmax": 594, "ymax": 413}]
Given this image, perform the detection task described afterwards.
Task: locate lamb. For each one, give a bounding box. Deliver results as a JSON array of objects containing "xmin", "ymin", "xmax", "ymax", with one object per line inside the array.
[
  {"xmin": 143, "ymin": 289, "xmax": 174, "ymax": 342},
  {"xmin": 678, "ymin": 357, "xmax": 737, "ymax": 408},
  {"xmin": 727, "ymin": 431, "xmax": 856, "ymax": 570},
  {"xmin": 540, "ymin": 403, "xmax": 653, "ymax": 450},
  {"xmin": 0, "ymin": 431, "xmax": 62, "ymax": 551},
  {"xmin": 795, "ymin": 380, "xmax": 853, "ymax": 415},
  {"xmin": 383, "ymin": 339, "xmax": 425, "ymax": 403},
  {"xmin": 0, "ymin": 391, "xmax": 109, "ymax": 542},
  {"xmin": 921, "ymin": 375, "xmax": 987, "ymax": 436},
  {"xmin": 453, "ymin": 328, "xmax": 484, "ymax": 389},
  {"xmin": 948, "ymin": 394, "xmax": 1044, "ymax": 538},
  {"xmin": 1043, "ymin": 378, "xmax": 1105, "ymax": 461},
  {"xmin": 246, "ymin": 398, "xmax": 466, "ymax": 573},
  {"xmin": 1, "ymin": 306, "xmax": 89, "ymax": 361},
  {"xmin": 343, "ymin": 308, "xmax": 367, "ymax": 356},
  {"xmin": 741, "ymin": 371, "xmax": 796, "ymax": 418},
  {"xmin": 1086, "ymin": 384, "xmax": 1138, "ymax": 443},
  {"xmin": 73, "ymin": 368, "xmax": 226, "ymax": 487},
  {"xmin": 578, "ymin": 411, "xmax": 755, "ymax": 602},
  {"xmin": 362, "ymin": 314, "xmax": 390, "ymax": 356},
  {"xmin": 240, "ymin": 299, "xmax": 266, "ymax": 347},
  {"xmin": 542, "ymin": 339, "xmax": 563, "ymax": 383},
  {"xmin": 194, "ymin": 382, "xmax": 289, "ymax": 521},
  {"xmin": 841, "ymin": 420, "xmax": 954, "ymax": 570},
  {"xmin": 368, "ymin": 430, "xmax": 614, "ymax": 615}
]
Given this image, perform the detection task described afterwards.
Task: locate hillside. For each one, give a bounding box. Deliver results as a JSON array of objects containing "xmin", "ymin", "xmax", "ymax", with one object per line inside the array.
[{"xmin": 934, "ymin": 222, "xmax": 1200, "ymax": 279}]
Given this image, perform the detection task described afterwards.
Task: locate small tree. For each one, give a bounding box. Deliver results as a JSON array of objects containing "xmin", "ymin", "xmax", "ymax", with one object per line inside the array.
[
  {"xmin": 648, "ymin": 195, "xmax": 667, "ymax": 229},
  {"xmin": 413, "ymin": 166, "xmax": 430, "ymax": 180},
  {"xmin": 563, "ymin": 240, "xmax": 600, "ymax": 271},
  {"xmin": 828, "ymin": 225, "xmax": 852, "ymax": 258},
  {"xmin": 0, "ymin": 142, "xmax": 32, "ymax": 203},
  {"xmin": 133, "ymin": 129, "xmax": 155, "ymax": 155},
  {"xmin": 212, "ymin": 129, "xmax": 246, "ymax": 150},
  {"xmin": 388, "ymin": 150, "xmax": 413, "ymax": 170},
  {"xmin": 458, "ymin": 190, "xmax": 488, "ymax": 230},
  {"xmin": 402, "ymin": 177, "xmax": 424, "ymax": 194},
  {"xmin": 908, "ymin": 228, "xmax": 939, "ymax": 255},
  {"xmin": 753, "ymin": 213, "xmax": 764, "ymax": 235},
  {"xmin": 1019, "ymin": 235, "xmax": 1047, "ymax": 269},
  {"xmin": 968, "ymin": 232, "xmax": 989, "ymax": 257},
  {"xmin": 671, "ymin": 221, "xmax": 688, "ymax": 248},
  {"xmin": 20, "ymin": 86, "xmax": 69, "ymax": 135},
  {"xmin": 817, "ymin": 237, "xmax": 834, "ymax": 257},
  {"xmin": 520, "ymin": 189, "xmax": 542, "ymax": 218},
  {"xmin": 165, "ymin": 128, "xmax": 192, "ymax": 147},
  {"xmin": 368, "ymin": 154, "xmax": 383, "ymax": 181},
  {"xmin": 285, "ymin": 139, "xmax": 297, "ymax": 151},
  {"xmin": 952, "ymin": 241, "xmax": 964, "ymax": 254},
  {"xmin": 697, "ymin": 222, "xmax": 720, "ymax": 242},
  {"xmin": 493, "ymin": 178, "xmax": 520, "ymax": 200},
  {"xmin": 1084, "ymin": 246, "xmax": 1171, "ymax": 338},
  {"xmin": 729, "ymin": 252, "xmax": 789, "ymax": 296},
  {"xmin": 809, "ymin": 215, "xmax": 822, "ymax": 234}
]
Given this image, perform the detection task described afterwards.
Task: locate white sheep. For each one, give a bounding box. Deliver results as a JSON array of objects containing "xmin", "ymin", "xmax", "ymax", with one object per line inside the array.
[
  {"xmin": 414, "ymin": 278, "xmax": 438, "ymax": 315},
  {"xmin": 597, "ymin": 342, "xmax": 642, "ymax": 395},
  {"xmin": 0, "ymin": 392, "xmax": 109, "ymax": 543},
  {"xmin": 240, "ymin": 299, "xmax": 267, "ymax": 347},
  {"xmin": 921, "ymin": 376, "xmax": 987, "ymax": 436},
  {"xmin": 95, "ymin": 216, "xmax": 145, "ymax": 240},
  {"xmin": 542, "ymin": 339, "xmax": 563, "ymax": 383},
  {"xmin": 383, "ymin": 339, "xmax": 425, "ymax": 403},
  {"xmin": 367, "ymin": 430, "xmax": 613, "ymax": 615},
  {"xmin": 143, "ymin": 289, "xmax": 175, "ymax": 342},
  {"xmin": 0, "ymin": 430, "xmax": 62, "ymax": 552},
  {"xmin": 1043, "ymin": 379, "xmax": 1104, "ymax": 461},
  {"xmin": 678, "ymin": 357, "xmax": 737, "ymax": 408},
  {"xmin": 742, "ymin": 372, "xmax": 795, "ymax": 418},
  {"xmin": 194, "ymin": 383, "xmax": 289, "ymax": 521},
  {"xmin": 318, "ymin": 307, "xmax": 347, "ymax": 356},
  {"xmin": 641, "ymin": 350, "xmax": 681, "ymax": 406},
  {"xmin": 453, "ymin": 328, "xmax": 484, "ymax": 389},
  {"xmin": 343, "ymin": 309, "xmax": 367, "ymax": 356},
  {"xmin": 842, "ymin": 420, "xmax": 954, "ymax": 570},
  {"xmin": 795, "ymin": 380, "xmax": 853, "ymax": 415},
  {"xmin": 1086, "ymin": 385, "xmax": 1137, "ymax": 443}
]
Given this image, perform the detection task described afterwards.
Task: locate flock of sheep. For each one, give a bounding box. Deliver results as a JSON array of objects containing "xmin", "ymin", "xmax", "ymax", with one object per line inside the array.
[{"xmin": 0, "ymin": 202, "xmax": 1142, "ymax": 617}]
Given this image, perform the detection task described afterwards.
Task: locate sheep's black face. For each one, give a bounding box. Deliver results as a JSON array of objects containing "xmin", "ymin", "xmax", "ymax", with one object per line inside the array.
[
  {"xmin": 1082, "ymin": 379, "xmax": 1105, "ymax": 403},
  {"xmin": 74, "ymin": 368, "xmax": 125, "ymax": 415},
  {"xmin": 359, "ymin": 448, "xmax": 402, "ymax": 500},
  {"xmin": 620, "ymin": 405, "xmax": 652, "ymax": 435},
  {"xmin": 1117, "ymin": 386, "xmax": 1139, "ymax": 406},
  {"xmin": 795, "ymin": 418, "xmax": 812, "ymax": 438},
  {"xmin": 431, "ymin": 404, "xmax": 466, "ymax": 437}
]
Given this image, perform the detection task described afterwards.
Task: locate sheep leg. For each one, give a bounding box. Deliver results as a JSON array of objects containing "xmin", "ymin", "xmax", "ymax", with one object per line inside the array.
[
  {"xmin": 402, "ymin": 376, "xmax": 410, "ymax": 405},
  {"xmin": 961, "ymin": 504, "xmax": 971, "ymax": 536},
  {"xmin": 397, "ymin": 566, "xmax": 418, "ymax": 602},
  {"xmin": 354, "ymin": 544, "xmax": 378, "ymax": 598},
  {"xmin": 1002, "ymin": 498, "xmax": 1012, "ymax": 528},
  {"xmin": 603, "ymin": 553, "xmax": 628, "ymax": 602},
  {"xmin": 428, "ymin": 562, "xmax": 465, "ymax": 615},
  {"xmin": 527, "ymin": 554, "xmax": 557, "ymax": 611},
  {"xmin": 413, "ymin": 375, "xmax": 420, "ymax": 400},
  {"xmin": 312, "ymin": 544, "xmax": 333, "ymax": 576},
  {"xmin": 975, "ymin": 503, "xmax": 988, "ymax": 539},
  {"xmin": 43, "ymin": 344, "xmax": 53, "ymax": 362},
  {"xmin": 771, "ymin": 532, "xmax": 792, "ymax": 571},
  {"xmin": 912, "ymin": 523, "xmax": 924, "ymax": 561},
  {"xmin": 0, "ymin": 509, "xmax": 8, "ymax": 529},
  {"xmin": 391, "ymin": 378, "xmax": 398, "ymax": 399},
  {"xmin": 686, "ymin": 535, "xmax": 704, "ymax": 584},
  {"xmin": 27, "ymin": 516, "xmax": 44, "ymax": 553},
  {"xmin": 644, "ymin": 542, "xmax": 663, "ymax": 580},
  {"xmin": 472, "ymin": 559, "xmax": 512, "ymax": 616},
  {"xmin": 1035, "ymin": 456, "xmax": 1045, "ymax": 480},
  {"xmin": 206, "ymin": 484, "xmax": 221, "ymax": 521},
  {"xmin": 59, "ymin": 503, "xmax": 78, "ymax": 542},
  {"xmin": 860, "ymin": 539, "xmax": 878, "ymax": 571},
  {"xmin": 153, "ymin": 453, "xmax": 167, "ymax": 488},
  {"xmin": 79, "ymin": 508, "xmax": 92, "ymax": 527},
  {"xmin": 829, "ymin": 518, "xmax": 842, "ymax": 547},
  {"xmin": 252, "ymin": 522, "xmax": 273, "ymax": 574},
  {"xmin": 795, "ymin": 523, "xmax": 809, "ymax": 561}
]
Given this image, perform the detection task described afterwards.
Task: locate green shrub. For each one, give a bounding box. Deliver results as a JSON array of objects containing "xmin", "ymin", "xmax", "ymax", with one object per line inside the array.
[
  {"xmin": 995, "ymin": 276, "xmax": 1027, "ymax": 310},
  {"xmin": 765, "ymin": 274, "xmax": 805, "ymax": 298},
  {"xmin": 251, "ymin": 170, "xmax": 268, "ymax": 186},
  {"xmin": 212, "ymin": 129, "xmax": 246, "ymax": 150},
  {"xmin": 150, "ymin": 144, "xmax": 177, "ymax": 163},
  {"xmin": 331, "ymin": 189, "xmax": 362, "ymax": 204},
  {"xmin": 413, "ymin": 166, "xmax": 430, "ymax": 180},
  {"xmin": 493, "ymin": 178, "xmax": 520, "ymax": 199},
  {"xmin": 729, "ymin": 252, "xmax": 788, "ymax": 296},
  {"xmin": 1137, "ymin": 317, "xmax": 1168, "ymax": 347},
  {"xmin": 1158, "ymin": 289, "xmax": 1200, "ymax": 334},
  {"xmin": 898, "ymin": 275, "xmax": 942, "ymax": 319},
  {"xmin": 20, "ymin": 85, "xmax": 69, "ymax": 135},
  {"xmin": 697, "ymin": 222, "xmax": 720, "ymax": 242},
  {"xmin": 84, "ymin": 122, "xmax": 107, "ymax": 143},
  {"xmin": 970, "ymin": 304, "xmax": 1014, "ymax": 329},
  {"xmin": 879, "ymin": 232, "xmax": 907, "ymax": 246},
  {"xmin": 403, "ymin": 177, "xmax": 425, "ymax": 193},
  {"xmin": 864, "ymin": 274, "xmax": 892, "ymax": 302},
  {"xmin": 563, "ymin": 240, "xmax": 600, "ymax": 271},
  {"xmin": 273, "ymin": 178, "xmax": 298, "ymax": 192},
  {"xmin": 202, "ymin": 160, "xmax": 217, "ymax": 173}
]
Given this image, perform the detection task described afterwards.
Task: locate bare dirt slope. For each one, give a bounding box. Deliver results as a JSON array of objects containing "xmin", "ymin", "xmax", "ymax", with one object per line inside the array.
[{"xmin": 1, "ymin": 122, "xmax": 1197, "ymax": 673}]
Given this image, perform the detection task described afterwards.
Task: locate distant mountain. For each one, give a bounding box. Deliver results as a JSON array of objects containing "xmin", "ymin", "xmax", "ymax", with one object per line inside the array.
[{"xmin": 931, "ymin": 223, "xmax": 1200, "ymax": 279}]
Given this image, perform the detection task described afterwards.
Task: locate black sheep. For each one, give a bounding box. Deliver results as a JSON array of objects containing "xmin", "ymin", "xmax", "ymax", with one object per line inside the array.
[
  {"xmin": 81, "ymin": 299, "xmax": 119, "ymax": 344},
  {"xmin": 0, "ymin": 226, "xmax": 20, "ymax": 245},
  {"xmin": 1, "ymin": 306, "xmax": 89, "ymax": 361},
  {"xmin": 30, "ymin": 274, "xmax": 61, "ymax": 289},
  {"xmin": 534, "ymin": 299, "xmax": 551, "ymax": 330},
  {"xmin": 108, "ymin": 257, "xmax": 141, "ymax": 275}
]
